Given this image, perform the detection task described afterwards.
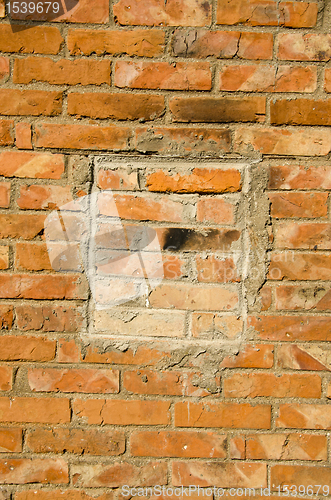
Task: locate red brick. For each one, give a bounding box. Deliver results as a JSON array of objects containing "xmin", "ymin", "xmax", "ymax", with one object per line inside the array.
[
  {"xmin": 98, "ymin": 168, "xmax": 139, "ymax": 190},
  {"xmin": 0, "ymin": 58, "xmax": 9, "ymax": 83},
  {"xmin": 0, "ymin": 429, "xmax": 22, "ymax": 453},
  {"xmin": 248, "ymin": 315, "xmax": 331, "ymax": 342},
  {"xmin": 0, "ymin": 183, "xmax": 10, "ymax": 209},
  {"xmin": 35, "ymin": 123, "xmax": 131, "ymax": 151},
  {"xmin": 0, "ymin": 90, "xmax": 62, "ymax": 116},
  {"xmin": 217, "ymin": 0, "xmax": 317, "ymax": 26},
  {"xmin": 113, "ymin": 0, "xmax": 211, "ymax": 26},
  {"xmin": 115, "ymin": 61, "xmax": 211, "ymax": 90},
  {"xmin": 16, "ymin": 304, "xmax": 84, "ymax": 332},
  {"xmin": 0, "ymin": 248, "xmax": 9, "ymax": 271},
  {"xmin": 269, "ymin": 165, "xmax": 331, "ymax": 190},
  {"xmin": 146, "ymin": 167, "xmax": 241, "ymax": 194},
  {"xmin": 196, "ymin": 255, "xmax": 240, "ymax": 283},
  {"xmin": 0, "ymin": 336, "xmax": 55, "ymax": 362},
  {"xmin": 236, "ymin": 32, "xmax": 273, "ymax": 59},
  {"xmin": 0, "ymin": 367, "xmax": 12, "ymax": 392},
  {"xmin": 68, "ymin": 28, "xmax": 165, "ymax": 56},
  {"xmin": 15, "ymin": 123, "xmax": 32, "ymax": 150},
  {"xmin": 28, "ymin": 368, "xmax": 119, "ymax": 394},
  {"xmin": 170, "ymin": 96, "xmax": 265, "ymax": 122},
  {"xmin": 11, "ymin": 0, "xmax": 109, "ymax": 23},
  {"xmin": 0, "ymin": 274, "xmax": 88, "ymax": 300},
  {"xmin": 274, "ymin": 222, "xmax": 331, "ymax": 250},
  {"xmin": 73, "ymin": 399, "xmax": 170, "ymax": 425},
  {"xmin": 15, "ymin": 491, "xmax": 114, "ymax": 500},
  {"xmin": 269, "ymin": 252, "xmax": 331, "ymax": 280},
  {"xmin": 14, "ymin": 57, "xmax": 111, "ymax": 85},
  {"xmin": 72, "ymin": 461, "xmax": 167, "ymax": 488},
  {"xmin": 219, "ymin": 65, "xmax": 317, "ymax": 92},
  {"xmin": 175, "ymin": 401, "xmax": 271, "ymax": 428},
  {"xmin": 68, "ymin": 93, "xmax": 165, "ymax": 120},
  {"xmin": 0, "ymin": 307, "xmax": 13, "ymax": 331},
  {"xmin": 220, "ymin": 344, "xmax": 274, "ymax": 368},
  {"xmin": 275, "ymin": 284, "xmax": 331, "ymax": 311},
  {"xmin": 224, "ymin": 373, "xmax": 321, "ymax": 398},
  {"xmin": 270, "ymin": 192, "xmax": 328, "ymax": 218},
  {"xmin": 0, "ymin": 26, "xmax": 63, "ymax": 54},
  {"xmin": 0, "ymin": 458, "xmax": 68, "ymax": 485},
  {"xmin": 247, "ymin": 434, "xmax": 327, "ymax": 461},
  {"xmin": 277, "ymin": 344, "xmax": 331, "ymax": 371},
  {"xmin": 277, "ymin": 404, "xmax": 331, "ymax": 429},
  {"xmin": 26, "ymin": 428, "xmax": 125, "ymax": 455},
  {"xmin": 0, "ymin": 397, "xmax": 70, "ymax": 424},
  {"xmin": 234, "ymin": 127, "xmax": 331, "ymax": 156},
  {"xmin": 131, "ymin": 431, "xmax": 226, "ymax": 458},
  {"xmin": 0, "ymin": 120, "xmax": 14, "ymax": 146},
  {"xmin": 271, "ymin": 465, "xmax": 331, "ymax": 489},
  {"xmin": 0, "ymin": 213, "xmax": 45, "ymax": 239},
  {"xmin": 135, "ymin": 126, "xmax": 231, "ymax": 154},
  {"xmin": 278, "ymin": 33, "xmax": 331, "ymax": 61},
  {"xmin": 271, "ymin": 98, "xmax": 331, "ymax": 126},
  {"xmin": 0, "ymin": 151, "xmax": 64, "ymax": 179},
  {"xmin": 173, "ymin": 462, "xmax": 267, "ymax": 487},
  {"xmin": 324, "ymin": 68, "xmax": 331, "ymax": 92}
]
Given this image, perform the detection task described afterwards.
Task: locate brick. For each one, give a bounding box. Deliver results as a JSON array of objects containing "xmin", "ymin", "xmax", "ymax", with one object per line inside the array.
[
  {"xmin": 11, "ymin": 0, "xmax": 109, "ymax": 23},
  {"xmin": 15, "ymin": 492, "xmax": 114, "ymax": 500},
  {"xmin": 277, "ymin": 404, "xmax": 331, "ymax": 429},
  {"xmin": 98, "ymin": 168, "xmax": 139, "ymax": 190},
  {"xmin": 0, "ymin": 274, "xmax": 88, "ymax": 300},
  {"xmin": 278, "ymin": 344, "xmax": 331, "ymax": 371},
  {"xmin": 0, "ymin": 306, "xmax": 13, "ymax": 331},
  {"xmin": 175, "ymin": 401, "xmax": 271, "ymax": 428},
  {"xmin": 135, "ymin": 126, "xmax": 231, "ymax": 154},
  {"xmin": 274, "ymin": 222, "xmax": 331, "ymax": 250},
  {"xmin": 0, "ymin": 58, "xmax": 9, "ymax": 83},
  {"xmin": 0, "ymin": 336, "xmax": 55, "ymax": 362},
  {"xmin": 57, "ymin": 339, "xmax": 82, "ymax": 363},
  {"xmin": 0, "ymin": 397, "xmax": 70, "ymax": 424},
  {"xmin": 0, "ymin": 26, "xmax": 63, "ymax": 54},
  {"xmin": 28, "ymin": 368, "xmax": 119, "ymax": 394},
  {"xmin": 113, "ymin": 0, "xmax": 211, "ymax": 26},
  {"xmin": 217, "ymin": 0, "xmax": 318, "ymax": 27},
  {"xmin": 147, "ymin": 167, "xmax": 241, "ymax": 194},
  {"xmin": 248, "ymin": 315, "xmax": 331, "ymax": 342},
  {"xmin": 0, "ymin": 458, "xmax": 68, "ymax": 485},
  {"xmin": 0, "ymin": 120, "xmax": 14, "ymax": 146},
  {"xmin": 219, "ymin": 65, "xmax": 317, "ymax": 92},
  {"xmin": 0, "ymin": 183, "xmax": 10, "ymax": 208},
  {"xmin": 0, "ymin": 151, "xmax": 64, "ymax": 179},
  {"xmin": 0, "ymin": 213, "xmax": 45, "ymax": 239},
  {"xmin": 278, "ymin": 34, "xmax": 331, "ymax": 61},
  {"xmin": 35, "ymin": 123, "xmax": 131, "ymax": 151},
  {"xmin": 68, "ymin": 28, "xmax": 165, "ymax": 56},
  {"xmin": 172, "ymin": 30, "xmax": 273, "ymax": 60},
  {"xmin": 0, "ymin": 1, "xmax": 4, "ymax": 18},
  {"xmin": 131, "ymin": 431, "xmax": 227, "ymax": 458},
  {"xmin": 73, "ymin": 399, "xmax": 170, "ymax": 425},
  {"xmin": 270, "ymin": 192, "xmax": 328, "ymax": 218},
  {"xmin": 15, "ymin": 123, "xmax": 32, "ymax": 149},
  {"xmin": 271, "ymin": 98, "xmax": 331, "ymax": 126},
  {"xmin": 247, "ymin": 434, "xmax": 327, "ymax": 461},
  {"xmin": 83, "ymin": 343, "xmax": 172, "ymax": 366},
  {"xmin": 173, "ymin": 462, "xmax": 267, "ymax": 487},
  {"xmin": 196, "ymin": 255, "xmax": 240, "ymax": 283},
  {"xmin": 72, "ymin": 461, "xmax": 167, "ymax": 488},
  {"xmin": 170, "ymin": 96, "xmax": 265, "ymax": 122},
  {"xmin": 271, "ymin": 465, "xmax": 331, "ymax": 489},
  {"xmin": 16, "ymin": 304, "xmax": 84, "ymax": 332},
  {"xmin": 123, "ymin": 369, "xmax": 215, "ymax": 397},
  {"xmin": 229, "ymin": 436, "xmax": 245, "ymax": 459},
  {"xmin": 17, "ymin": 185, "xmax": 73, "ymax": 211},
  {"xmin": 149, "ymin": 283, "xmax": 239, "ymax": 311},
  {"xmin": 220, "ymin": 344, "xmax": 274, "ymax": 368},
  {"xmin": 234, "ymin": 127, "xmax": 331, "ymax": 156},
  {"xmin": 68, "ymin": 93, "xmax": 165, "ymax": 120},
  {"xmin": 0, "ymin": 90, "xmax": 62, "ymax": 116},
  {"xmin": 0, "ymin": 247, "xmax": 9, "ymax": 271},
  {"xmin": 224, "ymin": 373, "xmax": 321, "ymax": 398},
  {"xmin": 269, "ymin": 252, "xmax": 331, "ymax": 280},
  {"xmin": 0, "ymin": 367, "xmax": 12, "ymax": 391},
  {"xmin": 324, "ymin": 68, "xmax": 331, "ymax": 92},
  {"xmin": 269, "ymin": 165, "xmax": 331, "ymax": 190},
  {"xmin": 275, "ymin": 284, "xmax": 331, "ymax": 311},
  {"xmin": 26, "ymin": 428, "xmax": 125, "ymax": 455},
  {"xmin": 14, "ymin": 57, "xmax": 111, "ymax": 85},
  {"xmin": 0, "ymin": 429, "xmax": 22, "ymax": 453},
  {"xmin": 115, "ymin": 61, "xmax": 211, "ymax": 90},
  {"xmin": 191, "ymin": 313, "xmax": 243, "ymax": 339}
]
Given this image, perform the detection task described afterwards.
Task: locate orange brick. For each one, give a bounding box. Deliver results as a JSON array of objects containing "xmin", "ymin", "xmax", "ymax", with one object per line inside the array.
[
  {"xmin": 115, "ymin": 61, "xmax": 211, "ymax": 90},
  {"xmin": 83, "ymin": 343, "xmax": 172, "ymax": 366},
  {"xmin": 0, "ymin": 428, "xmax": 22, "ymax": 453},
  {"xmin": 15, "ymin": 123, "xmax": 32, "ymax": 150},
  {"xmin": 271, "ymin": 98, "xmax": 331, "ymax": 126},
  {"xmin": 196, "ymin": 255, "xmax": 240, "ymax": 283},
  {"xmin": 0, "ymin": 367, "xmax": 12, "ymax": 391},
  {"xmin": 35, "ymin": 123, "xmax": 131, "ymax": 150},
  {"xmin": 229, "ymin": 436, "xmax": 245, "ymax": 459},
  {"xmin": 26, "ymin": 428, "xmax": 125, "ymax": 455},
  {"xmin": 130, "ymin": 431, "xmax": 227, "ymax": 458},
  {"xmin": 269, "ymin": 165, "xmax": 331, "ymax": 190},
  {"xmin": 0, "ymin": 213, "xmax": 45, "ymax": 239},
  {"xmin": 247, "ymin": 433, "xmax": 327, "ymax": 460},
  {"xmin": 197, "ymin": 198, "xmax": 235, "ymax": 223},
  {"xmin": 17, "ymin": 185, "xmax": 73, "ymax": 210},
  {"xmin": 0, "ymin": 306, "xmax": 13, "ymax": 331},
  {"xmin": 0, "ymin": 458, "xmax": 68, "ymax": 484},
  {"xmin": 270, "ymin": 192, "xmax": 328, "ymax": 218},
  {"xmin": 11, "ymin": 0, "xmax": 109, "ymax": 23},
  {"xmin": 271, "ymin": 465, "xmax": 331, "ymax": 490},
  {"xmin": 324, "ymin": 68, "xmax": 331, "ymax": 92},
  {"xmin": 0, "ymin": 336, "xmax": 55, "ymax": 362},
  {"xmin": 0, "ymin": 274, "xmax": 88, "ymax": 300},
  {"xmin": 98, "ymin": 168, "xmax": 139, "ymax": 190},
  {"xmin": 0, "ymin": 183, "xmax": 10, "ymax": 209},
  {"xmin": 16, "ymin": 304, "xmax": 84, "ymax": 332},
  {"xmin": 0, "ymin": 25, "xmax": 63, "ymax": 54},
  {"xmin": 0, "ymin": 247, "xmax": 9, "ymax": 271},
  {"xmin": 0, "ymin": 57, "xmax": 9, "ymax": 83},
  {"xmin": 275, "ymin": 284, "xmax": 331, "ymax": 311},
  {"xmin": 277, "ymin": 404, "xmax": 331, "ymax": 429},
  {"xmin": 15, "ymin": 491, "xmax": 114, "ymax": 500},
  {"xmin": 269, "ymin": 252, "xmax": 331, "ymax": 280},
  {"xmin": 248, "ymin": 315, "xmax": 331, "ymax": 342},
  {"xmin": 157, "ymin": 227, "xmax": 241, "ymax": 252},
  {"xmin": 191, "ymin": 313, "xmax": 243, "ymax": 339},
  {"xmin": 68, "ymin": 28, "xmax": 165, "ymax": 56},
  {"xmin": 0, "ymin": 397, "xmax": 70, "ymax": 424},
  {"xmin": 0, "ymin": 151, "xmax": 64, "ymax": 179},
  {"xmin": 0, "ymin": 120, "xmax": 14, "ymax": 146},
  {"xmin": 220, "ymin": 344, "xmax": 274, "ymax": 368},
  {"xmin": 278, "ymin": 33, "xmax": 331, "ymax": 61},
  {"xmin": 0, "ymin": 90, "xmax": 62, "ymax": 116},
  {"xmin": 175, "ymin": 401, "xmax": 271, "ymax": 429},
  {"xmin": 277, "ymin": 344, "xmax": 331, "ymax": 371},
  {"xmin": 274, "ymin": 222, "xmax": 331, "ymax": 250}
]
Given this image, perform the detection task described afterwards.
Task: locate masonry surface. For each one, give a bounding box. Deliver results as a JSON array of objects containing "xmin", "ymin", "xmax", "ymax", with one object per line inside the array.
[{"xmin": 0, "ymin": 0, "xmax": 331, "ymax": 498}]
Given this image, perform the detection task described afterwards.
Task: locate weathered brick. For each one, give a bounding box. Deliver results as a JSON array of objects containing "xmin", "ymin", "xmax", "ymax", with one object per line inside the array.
[
  {"xmin": 0, "ymin": 458, "xmax": 67, "ymax": 485},
  {"xmin": 152, "ymin": 227, "xmax": 240, "ymax": 251},
  {"xmin": 219, "ymin": 65, "xmax": 317, "ymax": 92},
  {"xmin": 0, "ymin": 183, "xmax": 10, "ymax": 209},
  {"xmin": 16, "ymin": 304, "xmax": 84, "ymax": 332},
  {"xmin": 270, "ymin": 192, "xmax": 328, "ymax": 218},
  {"xmin": 98, "ymin": 168, "xmax": 139, "ymax": 190},
  {"xmin": 113, "ymin": 0, "xmax": 211, "ymax": 26},
  {"xmin": 0, "ymin": 247, "xmax": 9, "ymax": 271},
  {"xmin": 0, "ymin": 397, "xmax": 70, "ymax": 423},
  {"xmin": 277, "ymin": 344, "xmax": 331, "ymax": 371},
  {"xmin": 0, "ymin": 120, "xmax": 14, "ymax": 146},
  {"xmin": 11, "ymin": 0, "xmax": 109, "ymax": 23},
  {"xmin": 68, "ymin": 93, "xmax": 165, "ymax": 120},
  {"xmin": 15, "ymin": 491, "xmax": 114, "ymax": 500},
  {"xmin": 0, "ymin": 152, "xmax": 64, "ymax": 179},
  {"xmin": 191, "ymin": 313, "xmax": 243, "ymax": 339},
  {"xmin": 0, "ymin": 26, "xmax": 63, "ymax": 54},
  {"xmin": 15, "ymin": 123, "xmax": 32, "ymax": 150},
  {"xmin": 269, "ymin": 252, "xmax": 331, "ymax": 281},
  {"xmin": 0, "ymin": 58, "xmax": 9, "ymax": 83},
  {"xmin": 247, "ymin": 433, "xmax": 327, "ymax": 460},
  {"xmin": 220, "ymin": 344, "xmax": 274, "ymax": 368},
  {"xmin": 275, "ymin": 284, "xmax": 331, "ymax": 311},
  {"xmin": 248, "ymin": 315, "xmax": 331, "ymax": 342},
  {"xmin": 170, "ymin": 96, "xmax": 265, "ymax": 122},
  {"xmin": 0, "ymin": 429, "xmax": 22, "ymax": 453},
  {"xmin": 277, "ymin": 404, "xmax": 331, "ymax": 429},
  {"xmin": 17, "ymin": 185, "xmax": 73, "ymax": 210},
  {"xmin": 0, "ymin": 367, "xmax": 12, "ymax": 391},
  {"xmin": 229, "ymin": 436, "xmax": 245, "ymax": 459},
  {"xmin": 57, "ymin": 338, "xmax": 82, "ymax": 363},
  {"xmin": 68, "ymin": 28, "xmax": 165, "ymax": 56},
  {"xmin": 131, "ymin": 431, "xmax": 227, "ymax": 457},
  {"xmin": 0, "ymin": 213, "xmax": 45, "ymax": 239},
  {"xmin": 271, "ymin": 465, "xmax": 331, "ymax": 489},
  {"xmin": 0, "ymin": 336, "xmax": 56, "ymax": 362},
  {"xmin": 0, "ymin": 307, "xmax": 13, "ymax": 331},
  {"xmin": 278, "ymin": 34, "xmax": 331, "ymax": 61},
  {"xmin": 271, "ymin": 98, "xmax": 331, "ymax": 126},
  {"xmin": 324, "ymin": 68, "xmax": 331, "ymax": 92},
  {"xmin": 35, "ymin": 123, "xmax": 131, "ymax": 151},
  {"xmin": 0, "ymin": 90, "xmax": 62, "ymax": 116},
  {"xmin": 0, "ymin": 274, "xmax": 88, "ymax": 300},
  {"xmin": 269, "ymin": 165, "xmax": 331, "ymax": 190},
  {"xmin": 274, "ymin": 222, "xmax": 331, "ymax": 250},
  {"xmin": 197, "ymin": 198, "xmax": 236, "ymax": 224},
  {"xmin": 115, "ymin": 61, "xmax": 211, "ymax": 90},
  {"xmin": 196, "ymin": 255, "xmax": 240, "ymax": 283},
  {"xmin": 14, "ymin": 57, "xmax": 111, "ymax": 85},
  {"xmin": 26, "ymin": 428, "xmax": 125, "ymax": 455}
]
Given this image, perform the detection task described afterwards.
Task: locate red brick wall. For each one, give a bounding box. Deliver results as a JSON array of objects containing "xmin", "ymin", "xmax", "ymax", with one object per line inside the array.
[{"xmin": 0, "ymin": 0, "xmax": 331, "ymax": 498}]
